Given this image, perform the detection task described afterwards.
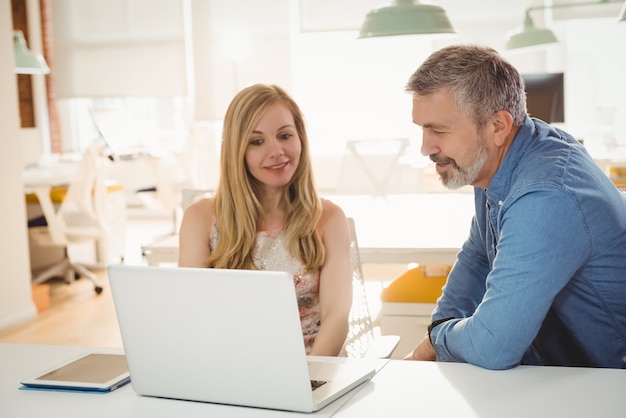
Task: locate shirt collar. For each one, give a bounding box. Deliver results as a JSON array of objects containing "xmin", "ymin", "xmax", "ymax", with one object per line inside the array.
[{"xmin": 485, "ymin": 116, "xmax": 536, "ymax": 203}]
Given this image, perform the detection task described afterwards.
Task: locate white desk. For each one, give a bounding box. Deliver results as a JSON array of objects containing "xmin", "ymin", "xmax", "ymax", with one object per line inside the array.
[
  {"xmin": 0, "ymin": 343, "xmax": 382, "ymax": 418},
  {"xmin": 341, "ymin": 360, "xmax": 626, "ymax": 417},
  {"xmin": 142, "ymin": 236, "xmax": 461, "ymax": 266},
  {"xmin": 142, "ymin": 194, "xmax": 473, "ymax": 267},
  {"xmin": 2, "ymin": 343, "xmax": 625, "ymax": 417}
]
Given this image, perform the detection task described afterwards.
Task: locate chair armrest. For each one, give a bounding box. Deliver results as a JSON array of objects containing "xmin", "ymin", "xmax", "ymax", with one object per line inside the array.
[{"xmin": 363, "ymin": 335, "xmax": 401, "ymax": 359}]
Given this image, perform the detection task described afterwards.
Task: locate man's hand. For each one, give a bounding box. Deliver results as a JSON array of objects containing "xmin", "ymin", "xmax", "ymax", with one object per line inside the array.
[{"xmin": 404, "ymin": 335, "xmax": 436, "ymax": 361}]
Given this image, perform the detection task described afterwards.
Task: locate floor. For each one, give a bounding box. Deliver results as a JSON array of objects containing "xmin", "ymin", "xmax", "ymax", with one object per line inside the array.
[
  {"xmin": 0, "ymin": 215, "xmax": 173, "ymax": 347},
  {"xmin": 0, "ymin": 213, "xmax": 403, "ymax": 348}
]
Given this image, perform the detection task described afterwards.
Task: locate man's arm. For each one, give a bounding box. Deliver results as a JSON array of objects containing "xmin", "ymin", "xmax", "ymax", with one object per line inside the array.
[
  {"xmin": 429, "ymin": 191, "xmax": 589, "ymax": 369},
  {"xmin": 405, "ymin": 335, "xmax": 436, "ymax": 361}
]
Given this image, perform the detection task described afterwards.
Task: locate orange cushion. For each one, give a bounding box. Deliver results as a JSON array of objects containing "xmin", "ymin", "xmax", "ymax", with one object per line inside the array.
[
  {"xmin": 25, "ymin": 185, "xmax": 68, "ymax": 204},
  {"xmin": 25, "ymin": 182, "xmax": 124, "ymax": 204},
  {"xmin": 381, "ymin": 265, "xmax": 451, "ymax": 303}
]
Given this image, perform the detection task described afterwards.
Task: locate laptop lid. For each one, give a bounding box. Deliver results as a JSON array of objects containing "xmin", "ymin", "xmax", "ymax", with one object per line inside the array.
[
  {"xmin": 89, "ymin": 108, "xmax": 147, "ymax": 161},
  {"xmin": 107, "ymin": 264, "xmax": 375, "ymax": 413}
]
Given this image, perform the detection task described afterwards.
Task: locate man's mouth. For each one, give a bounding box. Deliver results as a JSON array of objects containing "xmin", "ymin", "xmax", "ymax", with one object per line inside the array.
[{"xmin": 431, "ymin": 156, "xmax": 454, "ymax": 167}]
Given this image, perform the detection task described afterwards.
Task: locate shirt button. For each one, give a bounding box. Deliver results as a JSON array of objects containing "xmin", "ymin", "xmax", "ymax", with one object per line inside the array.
[{"xmin": 498, "ymin": 200, "xmax": 503, "ymax": 206}]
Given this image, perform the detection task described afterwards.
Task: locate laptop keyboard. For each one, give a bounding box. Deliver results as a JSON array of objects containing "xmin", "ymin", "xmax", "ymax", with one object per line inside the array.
[{"xmin": 310, "ymin": 380, "xmax": 327, "ymax": 390}]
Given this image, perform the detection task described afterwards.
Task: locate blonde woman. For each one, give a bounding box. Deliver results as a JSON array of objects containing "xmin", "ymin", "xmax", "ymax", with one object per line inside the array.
[{"xmin": 178, "ymin": 84, "xmax": 352, "ymax": 356}]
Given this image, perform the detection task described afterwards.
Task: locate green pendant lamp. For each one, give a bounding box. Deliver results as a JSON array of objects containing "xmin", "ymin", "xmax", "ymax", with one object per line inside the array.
[
  {"xmin": 358, "ymin": 0, "xmax": 456, "ymax": 38},
  {"xmin": 506, "ymin": 0, "xmax": 624, "ymax": 50},
  {"xmin": 505, "ymin": 13, "xmax": 558, "ymax": 50},
  {"xmin": 14, "ymin": 30, "xmax": 50, "ymax": 75}
]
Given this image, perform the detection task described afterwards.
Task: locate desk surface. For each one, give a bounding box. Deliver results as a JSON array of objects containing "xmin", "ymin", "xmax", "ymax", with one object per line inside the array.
[
  {"xmin": 1, "ymin": 343, "xmax": 382, "ymax": 418},
  {"xmin": 3, "ymin": 343, "xmax": 625, "ymax": 418},
  {"xmin": 341, "ymin": 360, "xmax": 626, "ymax": 417},
  {"xmin": 23, "ymin": 161, "xmax": 79, "ymax": 188},
  {"xmin": 142, "ymin": 194, "xmax": 474, "ymax": 266},
  {"xmin": 330, "ymin": 194, "xmax": 473, "ymax": 250}
]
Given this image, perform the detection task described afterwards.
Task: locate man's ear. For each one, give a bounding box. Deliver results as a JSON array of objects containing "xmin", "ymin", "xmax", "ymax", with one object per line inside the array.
[{"xmin": 492, "ymin": 110, "xmax": 514, "ymax": 147}]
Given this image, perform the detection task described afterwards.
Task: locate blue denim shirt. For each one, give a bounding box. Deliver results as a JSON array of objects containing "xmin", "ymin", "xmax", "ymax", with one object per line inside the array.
[{"xmin": 430, "ymin": 117, "xmax": 626, "ymax": 369}]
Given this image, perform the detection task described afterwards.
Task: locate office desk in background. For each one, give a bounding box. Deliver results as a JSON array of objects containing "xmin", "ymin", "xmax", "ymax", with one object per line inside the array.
[
  {"xmin": 22, "ymin": 161, "xmax": 127, "ymax": 266},
  {"xmin": 142, "ymin": 194, "xmax": 473, "ymax": 267},
  {"xmin": 2, "ymin": 343, "xmax": 625, "ymax": 418}
]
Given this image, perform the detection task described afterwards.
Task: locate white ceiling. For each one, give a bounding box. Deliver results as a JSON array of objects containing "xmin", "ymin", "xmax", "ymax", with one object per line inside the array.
[
  {"xmin": 298, "ymin": 0, "xmax": 530, "ymax": 32},
  {"xmin": 298, "ymin": 0, "xmax": 624, "ymax": 32}
]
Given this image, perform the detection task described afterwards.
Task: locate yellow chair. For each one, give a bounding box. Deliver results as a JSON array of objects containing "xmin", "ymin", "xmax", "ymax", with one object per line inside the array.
[
  {"xmin": 25, "ymin": 185, "xmax": 69, "ymax": 206},
  {"xmin": 379, "ymin": 264, "xmax": 451, "ymax": 358},
  {"xmin": 609, "ymin": 165, "xmax": 626, "ymax": 193},
  {"xmin": 381, "ymin": 265, "xmax": 451, "ymax": 304}
]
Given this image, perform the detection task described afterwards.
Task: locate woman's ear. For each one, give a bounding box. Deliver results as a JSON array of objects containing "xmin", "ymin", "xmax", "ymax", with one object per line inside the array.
[{"xmin": 492, "ymin": 110, "xmax": 514, "ymax": 147}]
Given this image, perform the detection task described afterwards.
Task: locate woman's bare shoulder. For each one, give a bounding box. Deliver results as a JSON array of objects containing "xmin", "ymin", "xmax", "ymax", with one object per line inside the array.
[
  {"xmin": 319, "ymin": 198, "xmax": 347, "ymax": 228},
  {"xmin": 187, "ymin": 195, "xmax": 213, "ymax": 211},
  {"xmin": 320, "ymin": 197, "xmax": 346, "ymax": 215},
  {"xmin": 182, "ymin": 196, "xmax": 215, "ymax": 224}
]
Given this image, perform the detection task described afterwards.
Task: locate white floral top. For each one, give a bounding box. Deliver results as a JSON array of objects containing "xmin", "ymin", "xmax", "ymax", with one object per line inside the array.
[{"xmin": 209, "ymin": 220, "xmax": 321, "ymax": 353}]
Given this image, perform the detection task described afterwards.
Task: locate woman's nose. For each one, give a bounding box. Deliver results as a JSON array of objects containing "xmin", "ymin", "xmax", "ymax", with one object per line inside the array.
[{"xmin": 268, "ymin": 138, "xmax": 285, "ymax": 156}]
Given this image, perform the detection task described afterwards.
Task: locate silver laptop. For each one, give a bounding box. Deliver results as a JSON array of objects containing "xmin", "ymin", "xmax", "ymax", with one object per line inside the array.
[
  {"xmin": 107, "ymin": 264, "xmax": 376, "ymax": 413},
  {"xmin": 90, "ymin": 108, "xmax": 148, "ymax": 161}
]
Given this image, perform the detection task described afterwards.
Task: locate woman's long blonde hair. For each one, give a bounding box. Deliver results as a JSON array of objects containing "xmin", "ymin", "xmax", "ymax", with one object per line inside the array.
[{"xmin": 207, "ymin": 84, "xmax": 324, "ymax": 272}]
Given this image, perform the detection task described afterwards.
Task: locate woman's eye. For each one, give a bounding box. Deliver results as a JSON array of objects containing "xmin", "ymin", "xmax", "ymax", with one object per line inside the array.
[
  {"xmin": 249, "ymin": 138, "xmax": 263, "ymax": 146},
  {"xmin": 279, "ymin": 133, "xmax": 293, "ymax": 141}
]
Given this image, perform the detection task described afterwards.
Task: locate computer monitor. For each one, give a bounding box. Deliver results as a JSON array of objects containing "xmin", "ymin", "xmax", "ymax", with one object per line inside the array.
[{"xmin": 522, "ymin": 72, "xmax": 565, "ymax": 123}]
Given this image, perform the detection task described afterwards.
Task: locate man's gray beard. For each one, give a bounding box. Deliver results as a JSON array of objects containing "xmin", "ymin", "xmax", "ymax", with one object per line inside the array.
[{"xmin": 441, "ymin": 146, "xmax": 488, "ymax": 190}]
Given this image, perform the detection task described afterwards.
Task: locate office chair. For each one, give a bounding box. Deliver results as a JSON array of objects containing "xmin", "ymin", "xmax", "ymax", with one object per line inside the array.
[
  {"xmin": 28, "ymin": 144, "xmax": 111, "ymax": 294},
  {"xmin": 343, "ymin": 217, "xmax": 400, "ymax": 358}
]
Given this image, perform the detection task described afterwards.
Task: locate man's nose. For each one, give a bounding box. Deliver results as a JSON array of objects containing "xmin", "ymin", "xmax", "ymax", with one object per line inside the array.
[{"xmin": 420, "ymin": 132, "xmax": 439, "ymax": 156}]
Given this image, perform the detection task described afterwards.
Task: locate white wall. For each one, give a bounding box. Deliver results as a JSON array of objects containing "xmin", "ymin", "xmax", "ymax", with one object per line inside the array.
[
  {"xmin": 52, "ymin": 0, "xmax": 188, "ymax": 98},
  {"xmin": 44, "ymin": 1, "xmax": 626, "ymax": 189},
  {"xmin": 188, "ymin": 0, "xmax": 294, "ymax": 121},
  {"xmin": 0, "ymin": 0, "xmax": 38, "ymax": 330},
  {"xmin": 559, "ymin": 17, "xmax": 626, "ymax": 155}
]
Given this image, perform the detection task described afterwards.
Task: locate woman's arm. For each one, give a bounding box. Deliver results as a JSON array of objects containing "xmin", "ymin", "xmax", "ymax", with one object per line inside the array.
[
  {"xmin": 178, "ymin": 197, "xmax": 214, "ymax": 267},
  {"xmin": 308, "ymin": 200, "xmax": 353, "ymax": 356}
]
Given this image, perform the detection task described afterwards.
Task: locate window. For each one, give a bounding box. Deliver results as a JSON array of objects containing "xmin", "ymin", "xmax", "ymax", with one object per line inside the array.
[{"xmin": 57, "ymin": 97, "xmax": 190, "ymax": 155}]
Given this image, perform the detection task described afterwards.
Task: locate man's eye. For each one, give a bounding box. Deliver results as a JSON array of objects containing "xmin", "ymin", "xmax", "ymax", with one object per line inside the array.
[{"xmin": 430, "ymin": 128, "xmax": 448, "ymax": 135}]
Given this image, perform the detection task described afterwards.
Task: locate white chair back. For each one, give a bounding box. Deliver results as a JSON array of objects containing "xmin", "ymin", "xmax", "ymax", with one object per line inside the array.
[
  {"xmin": 345, "ymin": 217, "xmax": 378, "ymax": 357},
  {"xmin": 41, "ymin": 144, "xmax": 110, "ymax": 246},
  {"xmin": 344, "ymin": 217, "xmax": 400, "ymax": 358}
]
